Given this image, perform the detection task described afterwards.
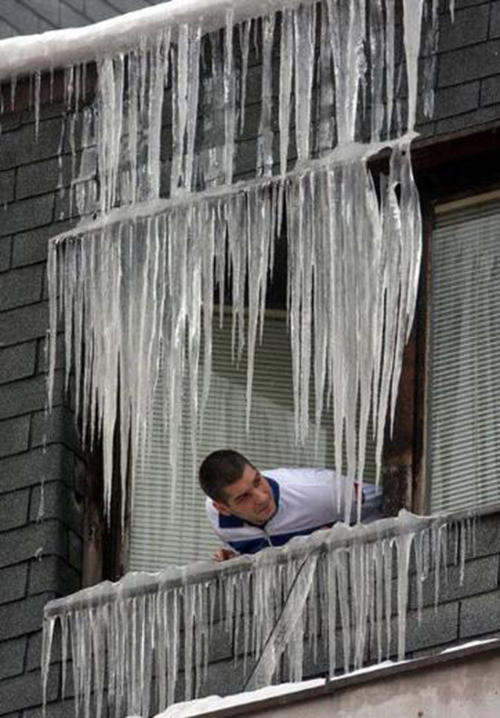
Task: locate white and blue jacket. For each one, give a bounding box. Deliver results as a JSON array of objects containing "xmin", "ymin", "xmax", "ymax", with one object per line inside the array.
[{"xmin": 205, "ymin": 467, "xmax": 383, "ymax": 555}]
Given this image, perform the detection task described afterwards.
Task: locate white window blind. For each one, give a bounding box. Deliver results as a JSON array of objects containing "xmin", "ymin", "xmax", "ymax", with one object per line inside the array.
[
  {"xmin": 428, "ymin": 197, "xmax": 500, "ymax": 514},
  {"xmin": 129, "ymin": 312, "xmax": 376, "ymax": 571}
]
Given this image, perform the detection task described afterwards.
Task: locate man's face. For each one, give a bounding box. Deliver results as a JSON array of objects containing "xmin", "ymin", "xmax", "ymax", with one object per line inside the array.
[{"xmin": 214, "ymin": 464, "xmax": 276, "ymax": 525}]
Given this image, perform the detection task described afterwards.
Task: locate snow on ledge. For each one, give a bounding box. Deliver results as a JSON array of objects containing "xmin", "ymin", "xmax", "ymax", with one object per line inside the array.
[
  {"xmin": 142, "ymin": 663, "xmax": 400, "ymax": 717},
  {"xmin": 0, "ymin": 0, "xmax": 314, "ymax": 83},
  {"xmin": 144, "ymin": 678, "xmax": 327, "ymax": 718},
  {"xmin": 140, "ymin": 639, "xmax": 500, "ymax": 718}
]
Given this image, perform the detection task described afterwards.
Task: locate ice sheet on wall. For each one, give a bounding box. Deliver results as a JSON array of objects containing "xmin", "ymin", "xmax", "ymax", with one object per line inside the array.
[{"xmin": 42, "ymin": 0, "xmax": 436, "ymax": 523}]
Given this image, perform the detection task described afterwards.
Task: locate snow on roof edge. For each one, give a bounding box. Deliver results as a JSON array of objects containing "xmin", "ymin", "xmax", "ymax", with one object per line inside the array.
[{"xmin": 0, "ymin": 0, "xmax": 311, "ymax": 84}]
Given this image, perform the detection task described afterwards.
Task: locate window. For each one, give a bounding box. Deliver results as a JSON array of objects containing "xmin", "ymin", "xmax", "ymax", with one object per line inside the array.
[
  {"xmin": 129, "ymin": 312, "xmax": 377, "ymax": 570},
  {"xmin": 427, "ymin": 194, "xmax": 500, "ymax": 513}
]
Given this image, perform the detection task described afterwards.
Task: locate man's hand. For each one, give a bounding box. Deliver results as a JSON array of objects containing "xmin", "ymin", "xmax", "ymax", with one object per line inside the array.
[{"xmin": 212, "ymin": 547, "xmax": 238, "ymax": 562}]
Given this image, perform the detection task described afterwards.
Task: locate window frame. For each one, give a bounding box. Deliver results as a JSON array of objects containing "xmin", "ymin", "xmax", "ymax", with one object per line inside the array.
[
  {"xmin": 388, "ymin": 124, "xmax": 500, "ymax": 515},
  {"xmin": 88, "ymin": 125, "xmax": 500, "ymax": 576}
]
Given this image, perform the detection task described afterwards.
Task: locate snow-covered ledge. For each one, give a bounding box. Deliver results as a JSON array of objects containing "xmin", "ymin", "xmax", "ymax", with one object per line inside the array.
[
  {"xmin": 0, "ymin": 0, "xmax": 313, "ymax": 82},
  {"xmin": 154, "ymin": 638, "xmax": 500, "ymax": 718},
  {"xmin": 42, "ymin": 509, "xmax": 483, "ymax": 718}
]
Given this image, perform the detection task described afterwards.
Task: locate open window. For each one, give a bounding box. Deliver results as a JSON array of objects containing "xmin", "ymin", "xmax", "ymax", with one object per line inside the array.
[{"xmin": 129, "ymin": 311, "xmax": 378, "ymax": 570}]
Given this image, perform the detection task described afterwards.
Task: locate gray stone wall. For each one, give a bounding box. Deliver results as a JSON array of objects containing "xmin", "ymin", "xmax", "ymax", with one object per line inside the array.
[
  {"xmin": 418, "ymin": 0, "xmax": 500, "ymax": 139},
  {"xmin": 0, "ymin": 105, "xmax": 85, "ymax": 717}
]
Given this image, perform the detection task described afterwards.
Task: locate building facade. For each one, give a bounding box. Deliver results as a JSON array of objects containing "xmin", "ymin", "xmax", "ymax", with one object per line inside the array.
[{"xmin": 1, "ymin": 0, "xmax": 500, "ymax": 715}]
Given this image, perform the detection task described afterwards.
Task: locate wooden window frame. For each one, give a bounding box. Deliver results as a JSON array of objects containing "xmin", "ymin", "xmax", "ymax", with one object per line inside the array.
[{"xmin": 384, "ymin": 123, "xmax": 500, "ymax": 515}]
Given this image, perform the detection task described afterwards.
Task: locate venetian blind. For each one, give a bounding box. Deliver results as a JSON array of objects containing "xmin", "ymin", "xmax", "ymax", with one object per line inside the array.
[
  {"xmin": 428, "ymin": 197, "xmax": 500, "ymax": 514},
  {"xmin": 129, "ymin": 312, "xmax": 376, "ymax": 571}
]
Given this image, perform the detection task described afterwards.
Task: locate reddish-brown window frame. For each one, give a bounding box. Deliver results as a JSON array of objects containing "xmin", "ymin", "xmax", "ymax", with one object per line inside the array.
[{"xmin": 383, "ymin": 123, "xmax": 500, "ymax": 515}]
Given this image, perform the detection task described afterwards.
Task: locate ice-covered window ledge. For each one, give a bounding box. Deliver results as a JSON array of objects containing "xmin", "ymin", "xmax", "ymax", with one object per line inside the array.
[{"xmin": 42, "ymin": 508, "xmax": 482, "ymax": 718}]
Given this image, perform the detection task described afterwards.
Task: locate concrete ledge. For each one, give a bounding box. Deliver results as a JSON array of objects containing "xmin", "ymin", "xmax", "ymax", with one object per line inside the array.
[{"xmin": 186, "ymin": 638, "xmax": 500, "ymax": 718}]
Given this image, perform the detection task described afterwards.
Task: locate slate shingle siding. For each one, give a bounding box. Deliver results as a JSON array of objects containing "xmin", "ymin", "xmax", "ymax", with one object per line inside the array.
[
  {"xmin": 416, "ymin": 0, "xmax": 500, "ymax": 136},
  {"xmin": 0, "ymin": 1, "xmax": 499, "ymax": 717},
  {"xmin": 0, "ymin": 106, "xmax": 85, "ymax": 717},
  {"xmin": 0, "ymin": 0, "xmax": 165, "ymax": 39}
]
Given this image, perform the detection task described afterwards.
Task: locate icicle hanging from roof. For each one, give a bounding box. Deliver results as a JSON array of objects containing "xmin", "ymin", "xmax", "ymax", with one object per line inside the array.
[{"xmin": 43, "ymin": 0, "xmax": 437, "ymax": 519}]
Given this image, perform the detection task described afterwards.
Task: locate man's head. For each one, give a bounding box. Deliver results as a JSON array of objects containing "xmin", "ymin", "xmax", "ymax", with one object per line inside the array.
[{"xmin": 199, "ymin": 449, "xmax": 276, "ymax": 525}]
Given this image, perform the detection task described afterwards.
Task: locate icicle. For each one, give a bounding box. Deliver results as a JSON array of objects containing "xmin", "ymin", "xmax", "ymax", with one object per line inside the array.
[
  {"xmin": 249, "ymin": 552, "xmax": 318, "ymax": 689},
  {"xmin": 402, "ymin": 0, "xmax": 425, "ymax": 132},
  {"xmin": 325, "ymin": 547, "xmax": 338, "ymax": 674},
  {"xmin": 381, "ymin": 537, "xmax": 392, "ymax": 659},
  {"xmin": 34, "ymin": 70, "xmax": 42, "ymax": 140},
  {"xmin": 384, "ymin": 0, "xmax": 396, "ymax": 138},
  {"xmin": 223, "ymin": 11, "xmax": 236, "ymax": 185},
  {"xmin": 396, "ymin": 530, "xmax": 414, "ymax": 661},
  {"xmin": 293, "ymin": 4, "xmax": 316, "ymax": 163},
  {"xmin": 170, "ymin": 25, "xmax": 190, "ymax": 196},
  {"xmin": 42, "ymin": 514, "xmax": 478, "ymax": 715},
  {"xmin": 245, "ymin": 184, "xmax": 274, "ymax": 431},
  {"xmin": 373, "ymin": 539, "xmax": 384, "ymax": 662},
  {"xmin": 317, "ymin": 5, "xmax": 335, "ymax": 154},
  {"xmin": 60, "ymin": 612, "xmax": 69, "ymax": 698},
  {"xmin": 421, "ymin": 0, "xmax": 440, "ymax": 119},
  {"xmin": 41, "ymin": 616, "xmax": 55, "ymax": 717},
  {"xmin": 279, "ymin": 10, "xmax": 294, "ymax": 176},
  {"xmin": 256, "ymin": 15, "xmax": 275, "ymax": 177},
  {"xmin": 368, "ymin": 0, "xmax": 385, "ymax": 142},
  {"xmin": 414, "ymin": 531, "xmax": 425, "ymax": 623},
  {"xmin": 42, "ymin": 0, "xmax": 441, "ymax": 534},
  {"xmin": 184, "ymin": 26, "xmax": 202, "ymax": 192},
  {"xmin": 147, "ymin": 31, "xmax": 171, "ymax": 199},
  {"xmin": 326, "ymin": 0, "xmax": 366, "ymax": 144},
  {"xmin": 238, "ymin": 20, "xmax": 251, "ymax": 134},
  {"xmin": 9, "ymin": 76, "xmax": 16, "ymax": 112}
]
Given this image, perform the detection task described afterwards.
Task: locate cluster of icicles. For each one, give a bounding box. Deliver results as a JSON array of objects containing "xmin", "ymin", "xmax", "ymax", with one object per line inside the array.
[
  {"xmin": 42, "ymin": 512, "xmax": 476, "ymax": 718},
  {"xmin": 45, "ymin": 0, "xmax": 444, "ymax": 519}
]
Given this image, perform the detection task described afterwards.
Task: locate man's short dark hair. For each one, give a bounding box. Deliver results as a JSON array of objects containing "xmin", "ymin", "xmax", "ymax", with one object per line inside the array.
[{"xmin": 199, "ymin": 449, "xmax": 253, "ymax": 502}]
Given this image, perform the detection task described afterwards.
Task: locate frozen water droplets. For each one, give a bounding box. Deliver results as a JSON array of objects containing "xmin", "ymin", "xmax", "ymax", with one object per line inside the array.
[
  {"xmin": 42, "ymin": 0, "xmax": 441, "ymax": 523},
  {"xmin": 42, "ymin": 513, "xmax": 475, "ymax": 717}
]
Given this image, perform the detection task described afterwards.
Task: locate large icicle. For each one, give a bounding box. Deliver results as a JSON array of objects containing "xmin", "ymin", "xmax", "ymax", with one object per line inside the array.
[
  {"xmin": 42, "ymin": 512, "xmax": 476, "ymax": 717},
  {"xmin": 48, "ymin": 136, "xmax": 419, "ymax": 520},
  {"xmin": 44, "ymin": 0, "xmax": 436, "ymax": 524},
  {"xmin": 43, "ymin": 1, "xmax": 441, "ymax": 522}
]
